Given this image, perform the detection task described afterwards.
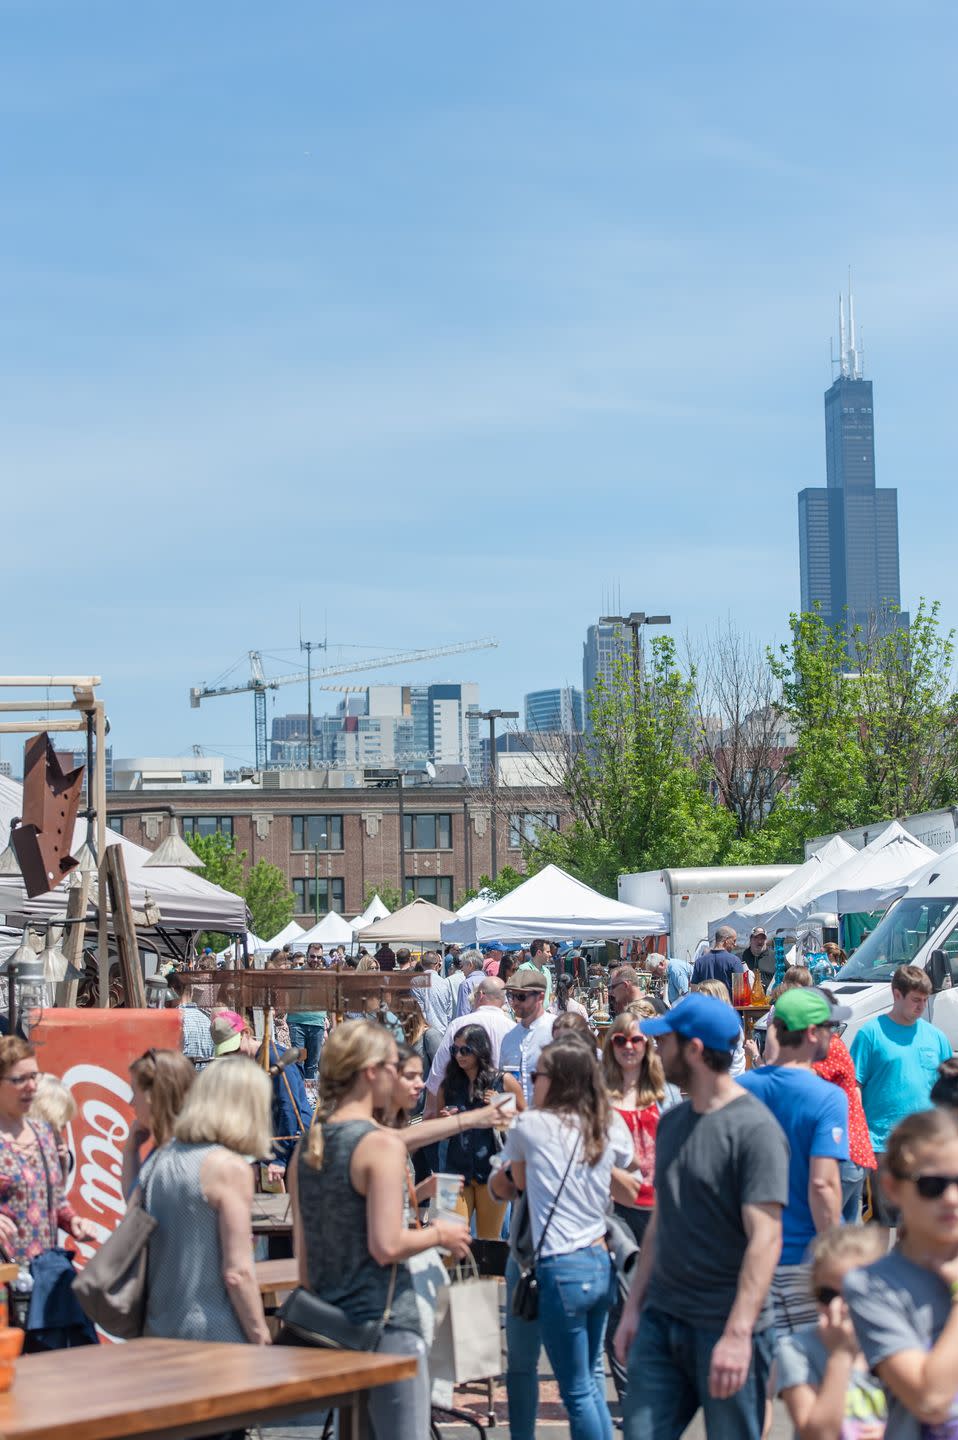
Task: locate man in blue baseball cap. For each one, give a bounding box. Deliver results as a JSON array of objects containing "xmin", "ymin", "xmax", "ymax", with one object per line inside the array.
[{"xmin": 614, "ymin": 993, "xmax": 789, "ymax": 1440}]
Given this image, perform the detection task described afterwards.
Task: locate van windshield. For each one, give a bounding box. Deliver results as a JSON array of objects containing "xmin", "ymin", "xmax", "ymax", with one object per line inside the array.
[{"xmin": 838, "ymin": 896, "xmax": 958, "ymax": 981}]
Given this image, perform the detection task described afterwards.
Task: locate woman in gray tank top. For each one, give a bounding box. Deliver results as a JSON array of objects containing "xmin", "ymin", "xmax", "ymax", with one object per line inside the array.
[{"xmin": 289, "ymin": 1020, "xmax": 472, "ymax": 1440}]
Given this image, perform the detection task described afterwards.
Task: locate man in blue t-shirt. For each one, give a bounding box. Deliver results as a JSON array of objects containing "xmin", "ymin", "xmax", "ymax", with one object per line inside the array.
[
  {"xmin": 850, "ymin": 964, "xmax": 951, "ymax": 1220},
  {"xmin": 690, "ymin": 926, "xmax": 746, "ymax": 1000},
  {"xmin": 740, "ymin": 987, "xmax": 851, "ymax": 1333}
]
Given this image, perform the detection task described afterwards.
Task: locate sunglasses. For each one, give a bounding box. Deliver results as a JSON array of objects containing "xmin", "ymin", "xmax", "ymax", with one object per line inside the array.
[
  {"xmin": 612, "ymin": 1034, "xmax": 644, "ymax": 1049},
  {"xmin": 507, "ymin": 991, "xmax": 536, "ymax": 1002},
  {"xmin": 450, "ymin": 1045, "xmax": 475, "ymax": 1058},
  {"xmin": 814, "ymin": 1285, "xmax": 841, "ymax": 1306},
  {"xmin": 530, "ymin": 1070, "xmax": 549, "ymax": 1085},
  {"xmin": 908, "ymin": 1173, "xmax": 958, "ymax": 1200}
]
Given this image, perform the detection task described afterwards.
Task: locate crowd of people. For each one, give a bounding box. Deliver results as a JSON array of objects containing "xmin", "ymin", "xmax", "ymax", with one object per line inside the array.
[{"xmin": 2, "ymin": 936, "xmax": 958, "ymax": 1440}]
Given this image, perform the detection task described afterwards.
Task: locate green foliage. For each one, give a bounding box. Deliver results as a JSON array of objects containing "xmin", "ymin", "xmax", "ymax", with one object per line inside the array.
[
  {"xmin": 529, "ymin": 637, "xmax": 733, "ymax": 895},
  {"xmin": 455, "ymin": 866, "xmax": 526, "ymax": 909},
  {"xmin": 186, "ymin": 831, "xmax": 295, "ymax": 951},
  {"xmin": 364, "ymin": 883, "xmax": 405, "ymax": 911}
]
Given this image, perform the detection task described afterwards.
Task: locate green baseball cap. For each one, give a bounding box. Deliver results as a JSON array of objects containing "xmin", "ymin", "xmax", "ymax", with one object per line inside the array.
[{"xmin": 773, "ymin": 987, "xmax": 851, "ymax": 1032}]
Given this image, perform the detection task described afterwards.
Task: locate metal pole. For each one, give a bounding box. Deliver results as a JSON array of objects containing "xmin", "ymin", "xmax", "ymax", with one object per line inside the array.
[
  {"xmin": 397, "ymin": 772, "xmax": 406, "ymax": 904},
  {"xmin": 463, "ymin": 799, "xmax": 471, "ymax": 895},
  {"xmin": 314, "ymin": 845, "xmax": 320, "ymax": 920},
  {"xmin": 488, "ymin": 715, "xmax": 498, "ymax": 881},
  {"xmin": 306, "ymin": 642, "xmax": 313, "ymax": 770},
  {"xmin": 94, "ymin": 701, "xmax": 109, "ymax": 1007}
]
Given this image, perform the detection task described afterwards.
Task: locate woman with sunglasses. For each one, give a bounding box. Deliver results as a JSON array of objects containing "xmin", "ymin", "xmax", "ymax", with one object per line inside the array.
[
  {"xmin": 121, "ymin": 1048, "xmax": 197, "ymax": 1197},
  {"xmin": 601, "ymin": 1012, "xmax": 674, "ymax": 1246},
  {"xmin": 844, "ymin": 1106, "xmax": 958, "ymax": 1438},
  {"xmin": 289, "ymin": 1020, "xmax": 471, "ymax": 1440},
  {"xmin": 498, "ymin": 1038, "xmax": 634, "ymax": 1440},
  {"xmin": 776, "ymin": 1224, "xmax": 887, "ymax": 1440},
  {"xmin": 0, "ymin": 1037, "xmax": 97, "ymax": 1267},
  {"xmin": 435, "ymin": 1024, "xmax": 524, "ymax": 1239}
]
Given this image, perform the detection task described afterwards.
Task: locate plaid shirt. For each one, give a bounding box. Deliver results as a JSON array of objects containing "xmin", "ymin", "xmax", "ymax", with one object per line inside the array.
[{"xmin": 179, "ymin": 1003, "xmax": 213, "ymax": 1069}]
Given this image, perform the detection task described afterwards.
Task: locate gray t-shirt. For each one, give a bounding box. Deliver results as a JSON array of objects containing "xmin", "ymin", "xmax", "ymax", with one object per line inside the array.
[
  {"xmin": 776, "ymin": 1324, "xmax": 888, "ymax": 1438},
  {"xmin": 645, "ymin": 1090, "xmax": 790, "ymax": 1332},
  {"xmin": 844, "ymin": 1250, "xmax": 957, "ymax": 1440}
]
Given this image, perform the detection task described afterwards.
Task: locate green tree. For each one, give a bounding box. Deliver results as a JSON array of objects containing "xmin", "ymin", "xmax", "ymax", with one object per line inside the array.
[
  {"xmin": 244, "ymin": 858, "xmax": 295, "ymax": 941},
  {"xmin": 364, "ymin": 882, "xmax": 404, "ymax": 912},
  {"xmin": 186, "ymin": 831, "xmax": 295, "ymax": 951},
  {"xmin": 529, "ymin": 637, "xmax": 732, "ymax": 894},
  {"xmin": 455, "ymin": 866, "xmax": 526, "ymax": 909}
]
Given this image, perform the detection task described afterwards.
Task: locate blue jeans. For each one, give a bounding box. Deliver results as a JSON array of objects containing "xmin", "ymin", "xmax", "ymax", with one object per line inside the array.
[
  {"xmin": 287, "ymin": 1021, "xmax": 324, "ymax": 1081},
  {"xmin": 840, "ymin": 1159, "xmax": 865, "ymax": 1224},
  {"xmin": 538, "ymin": 1246, "xmax": 616, "ymax": 1440},
  {"xmin": 505, "ymin": 1254, "xmax": 541, "ymax": 1440},
  {"xmin": 624, "ymin": 1305, "xmax": 773, "ymax": 1440}
]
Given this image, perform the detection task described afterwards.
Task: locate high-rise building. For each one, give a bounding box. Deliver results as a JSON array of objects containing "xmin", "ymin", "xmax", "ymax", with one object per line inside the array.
[
  {"xmin": 524, "ymin": 687, "xmax": 583, "ymax": 735},
  {"xmin": 582, "ymin": 622, "xmax": 629, "ymax": 729},
  {"xmin": 798, "ymin": 286, "xmax": 908, "ymax": 653}
]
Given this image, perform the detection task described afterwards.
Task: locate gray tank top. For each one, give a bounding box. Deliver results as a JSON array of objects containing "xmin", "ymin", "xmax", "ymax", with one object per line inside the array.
[
  {"xmin": 297, "ymin": 1119, "xmax": 420, "ymax": 1335},
  {"xmin": 142, "ymin": 1140, "xmax": 246, "ymax": 1344}
]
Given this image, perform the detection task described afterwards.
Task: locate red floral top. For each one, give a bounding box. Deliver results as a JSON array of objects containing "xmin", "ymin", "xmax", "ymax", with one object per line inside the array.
[
  {"xmin": 0, "ymin": 1121, "xmax": 76, "ymax": 1263},
  {"xmin": 814, "ymin": 1034, "xmax": 877, "ymax": 1171},
  {"xmin": 614, "ymin": 1103, "xmax": 659, "ymax": 1209}
]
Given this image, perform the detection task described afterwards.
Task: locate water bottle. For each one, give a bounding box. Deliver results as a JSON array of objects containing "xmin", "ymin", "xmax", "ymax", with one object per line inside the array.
[{"xmin": 9, "ymin": 1267, "xmax": 32, "ymax": 1330}]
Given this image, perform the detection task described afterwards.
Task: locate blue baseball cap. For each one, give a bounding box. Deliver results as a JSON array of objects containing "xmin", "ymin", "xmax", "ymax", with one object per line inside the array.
[{"xmin": 640, "ymin": 993, "xmax": 742, "ymax": 1051}]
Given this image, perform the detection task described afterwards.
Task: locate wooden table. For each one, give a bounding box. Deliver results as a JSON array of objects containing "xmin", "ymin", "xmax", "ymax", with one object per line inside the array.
[
  {"xmin": 0, "ymin": 1336, "xmax": 416, "ymax": 1440},
  {"xmin": 257, "ymin": 1256, "xmax": 300, "ymax": 1308}
]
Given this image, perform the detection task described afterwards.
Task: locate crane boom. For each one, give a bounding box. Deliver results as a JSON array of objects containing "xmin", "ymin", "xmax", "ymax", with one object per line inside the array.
[{"xmin": 190, "ymin": 638, "xmax": 498, "ymax": 706}]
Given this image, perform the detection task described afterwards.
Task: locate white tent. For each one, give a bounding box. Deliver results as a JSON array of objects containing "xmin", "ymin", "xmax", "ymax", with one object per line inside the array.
[
  {"xmin": 802, "ymin": 821, "xmax": 936, "ymax": 916},
  {"xmin": 297, "ymin": 910, "xmax": 355, "ymax": 947},
  {"xmin": 713, "ymin": 835, "xmax": 858, "ymax": 937},
  {"xmin": 439, "ymin": 864, "xmax": 666, "ymax": 945},
  {"xmin": 350, "ymin": 895, "xmax": 390, "ymax": 933},
  {"xmin": 0, "ymin": 776, "xmax": 248, "ymax": 932},
  {"xmin": 215, "ymin": 930, "xmax": 270, "ymax": 961},
  {"xmin": 266, "ymin": 921, "xmax": 307, "ymax": 949},
  {"xmin": 357, "ymin": 898, "xmax": 456, "ymax": 945}
]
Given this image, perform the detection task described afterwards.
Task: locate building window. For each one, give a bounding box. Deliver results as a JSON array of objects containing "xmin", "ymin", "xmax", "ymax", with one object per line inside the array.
[
  {"xmin": 405, "ymin": 876, "xmax": 454, "ymax": 909},
  {"xmin": 292, "ymin": 815, "xmax": 344, "ymax": 851},
  {"xmin": 181, "ymin": 816, "xmax": 234, "ymax": 839},
  {"xmin": 403, "ymin": 813, "xmax": 452, "ymax": 850},
  {"xmin": 106, "ymin": 813, "xmax": 124, "ymax": 836},
  {"xmin": 293, "ymin": 877, "xmax": 345, "ymax": 915},
  {"xmin": 508, "ymin": 812, "xmax": 559, "ymax": 849}
]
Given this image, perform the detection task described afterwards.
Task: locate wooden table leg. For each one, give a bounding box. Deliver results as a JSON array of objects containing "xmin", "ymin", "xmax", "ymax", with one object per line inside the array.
[{"xmin": 338, "ymin": 1389, "xmax": 370, "ymax": 1440}]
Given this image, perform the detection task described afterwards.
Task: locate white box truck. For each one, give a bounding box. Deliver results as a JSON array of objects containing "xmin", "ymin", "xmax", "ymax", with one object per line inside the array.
[{"xmin": 617, "ymin": 866, "xmax": 796, "ymax": 964}]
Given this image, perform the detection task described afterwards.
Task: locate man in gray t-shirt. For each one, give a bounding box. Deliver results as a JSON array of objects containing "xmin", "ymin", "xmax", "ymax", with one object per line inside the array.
[
  {"xmin": 844, "ymin": 1249, "xmax": 958, "ymax": 1440},
  {"xmin": 615, "ymin": 994, "xmax": 789, "ymax": 1440}
]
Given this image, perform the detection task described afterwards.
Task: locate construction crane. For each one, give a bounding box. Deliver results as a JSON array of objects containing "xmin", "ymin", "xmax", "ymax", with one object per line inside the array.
[{"xmin": 190, "ymin": 638, "xmax": 499, "ymax": 770}]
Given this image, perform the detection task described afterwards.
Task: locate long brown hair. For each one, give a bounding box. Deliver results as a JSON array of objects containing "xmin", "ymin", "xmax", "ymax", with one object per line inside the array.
[
  {"xmin": 129, "ymin": 1049, "xmax": 196, "ymax": 1146},
  {"xmin": 886, "ymin": 1106, "xmax": 958, "ymax": 1179},
  {"xmin": 305, "ymin": 1019, "xmax": 395, "ymax": 1170},
  {"xmin": 536, "ymin": 1038, "xmax": 610, "ymax": 1166},
  {"xmin": 601, "ymin": 1012, "xmax": 665, "ymax": 1108}
]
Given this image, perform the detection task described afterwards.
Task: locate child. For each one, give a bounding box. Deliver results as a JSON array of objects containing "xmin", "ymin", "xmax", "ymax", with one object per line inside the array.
[
  {"xmin": 29, "ymin": 1074, "xmax": 77, "ymax": 1182},
  {"xmin": 776, "ymin": 1224, "xmax": 888, "ymax": 1438},
  {"xmin": 844, "ymin": 1106, "xmax": 958, "ymax": 1439}
]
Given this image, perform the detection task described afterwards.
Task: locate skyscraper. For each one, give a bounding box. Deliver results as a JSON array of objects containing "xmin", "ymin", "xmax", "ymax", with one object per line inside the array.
[
  {"xmin": 524, "ymin": 687, "xmax": 584, "ymax": 735},
  {"xmin": 582, "ymin": 621, "xmax": 629, "ymax": 731},
  {"xmin": 798, "ymin": 285, "xmax": 908, "ymax": 653}
]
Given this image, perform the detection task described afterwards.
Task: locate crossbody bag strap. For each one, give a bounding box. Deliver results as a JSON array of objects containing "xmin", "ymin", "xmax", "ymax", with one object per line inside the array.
[
  {"xmin": 28, "ymin": 1121, "xmax": 58, "ymax": 1238},
  {"xmin": 281, "ymin": 1069, "xmax": 307, "ymax": 1135},
  {"xmin": 531, "ymin": 1132, "xmax": 579, "ymax": 1266}
]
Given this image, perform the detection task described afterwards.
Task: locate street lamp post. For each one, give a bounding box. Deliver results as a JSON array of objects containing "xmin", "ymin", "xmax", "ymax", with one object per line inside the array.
[
  {"xmin": 599, "ymin": 611, "xmax": 671, "ymax": 708},
  {"xmin": 479, "ymin": 709, "xmax": 519, "ymax": 881}
]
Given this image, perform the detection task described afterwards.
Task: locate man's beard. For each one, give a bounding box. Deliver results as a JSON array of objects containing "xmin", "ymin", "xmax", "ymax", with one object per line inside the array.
[{"xmin": 662, "ymin": 1048, "xmax": 691, "ymax": 1089}]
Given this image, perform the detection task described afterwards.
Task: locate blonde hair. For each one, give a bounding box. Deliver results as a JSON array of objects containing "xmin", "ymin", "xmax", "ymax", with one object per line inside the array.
[
  {"xmin": 691, "ymin": 980, "xmax": 733, "ymax": 1005},
  {"xmin": 602, "ymin": 1011, "xmax": 665, "ymax": 1107},
  {"xmin": 174, "ymin": 1056, "xmax": 272, "ymax": 1158},
  {"xmin": 809, "ymin": 1223, "xmax": 888, "ymax": 1282},
  {"xmin": 29, "ymin": 1074, "xmax": 77, "ymax": 1131},
  {"xmin": 625, "ymin": 999, "xmax": 657, "ymax": 1022},
  {"xmin": 356, "ymin": 956, "xmax": 380, "ymax": 973},
  {"xmin": 305, "ymin": 1020, "xmax": 396, "ymax": 1170},
  {"xmin": 129, "ymin": 1049, "xmax": 196, "ymax": 1147}
]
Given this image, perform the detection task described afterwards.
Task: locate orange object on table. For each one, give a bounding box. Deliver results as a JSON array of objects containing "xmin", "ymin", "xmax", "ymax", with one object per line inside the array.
[{"xmin": 0, "ymin": 1327, "xmax": 24, "ymax": 1392}]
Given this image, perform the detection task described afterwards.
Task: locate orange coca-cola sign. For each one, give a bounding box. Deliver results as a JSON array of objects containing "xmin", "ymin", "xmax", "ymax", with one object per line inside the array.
[{"xmin": 30, "ymin": 1009, "xmax": 181, "ymax": 1268}]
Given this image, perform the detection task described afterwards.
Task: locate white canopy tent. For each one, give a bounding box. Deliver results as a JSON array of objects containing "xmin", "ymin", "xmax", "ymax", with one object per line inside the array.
[
  {"xmin": 265, "ymin": 921, "xmax": 307, "ymax": 950},
  {"xmin": 712, "ymin": 835, "xmax": 858, "ymax": 937},
  {"xmin": 349, "ymin": 895, "xmax": 390, "ymax": 933},
  {"xmin": 357, "ymin": 898, "xmax": 456, "ymax": 945},
  {"xmin": 297, "ymin": 910, "xmax": 355, "ymax": 947},
  {"xmin": 802, "ymin": 821, "xmax": 936, "ymax": 917},
  {"xmin": 215, "ymin": 930, "xmax": 270, "ymax": 961},
  {"xmin": 0, "ymin": 776, "xmax": 248, "ymax": 933},
  {"xmin": 439, "ymin": 864, "xmax": 666, "ymax": 945}
]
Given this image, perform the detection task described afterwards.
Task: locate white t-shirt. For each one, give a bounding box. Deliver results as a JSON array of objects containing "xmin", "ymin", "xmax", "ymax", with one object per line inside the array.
[
  {"xmin": 499, "ymin": 1014, "xmax": 555, "ymax": 1105},
  {"xmin": 500, "ymin": 1109, "xmax": 633, "ymax": 1258}
]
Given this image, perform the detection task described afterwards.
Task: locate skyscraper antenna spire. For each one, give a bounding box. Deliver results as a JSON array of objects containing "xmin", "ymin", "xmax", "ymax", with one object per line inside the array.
[
  {"xmin": 847, "ymin": 267, "xmax": 860, "ymax": 379},
  {"xmin": 838, "ymin": 292, "xmax": 847, "ymax": 377}
]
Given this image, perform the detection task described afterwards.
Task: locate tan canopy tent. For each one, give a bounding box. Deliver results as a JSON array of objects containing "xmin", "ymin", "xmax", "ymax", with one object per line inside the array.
[{"xmin": 356, "ymin": 897, "xmax": 456, "ymax": 945}]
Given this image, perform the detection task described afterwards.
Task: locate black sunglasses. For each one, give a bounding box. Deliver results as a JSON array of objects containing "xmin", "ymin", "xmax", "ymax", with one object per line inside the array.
[
  {"xmin": 814, "ymin": 1285, "xmax": 841, "ymax": 1306},
  {"xmin": 450, "ymin": 1044, "xmax": 475, "ymax": 1058},
  {"xmin": 909, "ymin": 1173, "xmax": 958, "ymax": 1200},
  {"xmin": 530, "ymin": 1070, "xmax": 549, "ymax": 1084}
]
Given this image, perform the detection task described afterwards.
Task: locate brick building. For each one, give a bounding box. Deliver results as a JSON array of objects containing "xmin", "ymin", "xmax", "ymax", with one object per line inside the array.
[{"xmin": 105, "ymin": 777, "xmax": 571, "ymax": 925}]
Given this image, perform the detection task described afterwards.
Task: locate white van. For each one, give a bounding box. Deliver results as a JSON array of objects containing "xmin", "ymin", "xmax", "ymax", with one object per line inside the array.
[{"xmin": 828, "ymin": 850, "xmax": 958, "ymax": 1051}]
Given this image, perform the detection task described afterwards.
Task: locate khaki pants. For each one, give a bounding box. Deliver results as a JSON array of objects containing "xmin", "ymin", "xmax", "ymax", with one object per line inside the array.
[{"xmin": 455, "ymin": 1181, "xmax": 507, "ymax": 1240}]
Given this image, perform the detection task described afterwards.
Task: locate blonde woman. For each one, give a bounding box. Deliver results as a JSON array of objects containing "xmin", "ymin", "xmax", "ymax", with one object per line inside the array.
[
  {"xmin": 141, "ymin": 1057, "xmax": 272, "ymax": 1345},
  {"xmin": 289, "ymin": 1020, "xmax": 471, "ymax": 1440},
  {"xmin": 29, "ymin": 1074, "xmax": 77, "ymax": 1183},
  {"xmin": 691, "ymin": 979, "xmax": 748, "ymax": 1076},
  {"xmin": 601, "ymin": 1012, "xmax": 673, "ymax": 1246}
]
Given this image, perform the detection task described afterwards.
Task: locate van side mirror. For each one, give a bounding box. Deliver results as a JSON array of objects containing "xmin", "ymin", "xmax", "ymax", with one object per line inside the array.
[{"xmin": 929, "ymin": 949, "xmax": 955, "ymax": 992}]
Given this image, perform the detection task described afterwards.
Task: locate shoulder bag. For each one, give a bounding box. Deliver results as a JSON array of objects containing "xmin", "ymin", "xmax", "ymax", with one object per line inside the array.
[
  {"xmin": 72, "ymin": 1147, "xmax": 158, "ymax": 1340},
  {"xmin": 276, "ymin": 1264, "xmax": 397, "ymax": 1351},
  {"xmin": 511, "ymin": 1136, "xmax": 579, "ymax": 1322}
]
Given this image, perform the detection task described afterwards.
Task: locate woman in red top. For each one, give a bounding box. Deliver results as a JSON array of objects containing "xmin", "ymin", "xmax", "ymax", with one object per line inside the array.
[
  {"xmin": 813, "ymin": 1029, "xmax": 876, "ymax": 1223},
  {"xmin": 600, "ymin": 1010, "xmax": 669, "ymax": 1246}
]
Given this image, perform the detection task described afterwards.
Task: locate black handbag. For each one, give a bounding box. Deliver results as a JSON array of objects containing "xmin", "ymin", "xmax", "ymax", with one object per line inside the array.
[
  {"xmin": 277, "ymin": 1265, "xmax": 397, "ymax": 1352},
  {"xmin": 511, "ymin": 1140, "xmax": 579, "ymax": 1323}
]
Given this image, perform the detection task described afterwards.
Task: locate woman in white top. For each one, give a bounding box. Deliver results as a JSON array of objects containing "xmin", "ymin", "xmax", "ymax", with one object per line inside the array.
[{"xmin": 499, "ymin": 1038, "xmax": 634, "ymax": 1440}]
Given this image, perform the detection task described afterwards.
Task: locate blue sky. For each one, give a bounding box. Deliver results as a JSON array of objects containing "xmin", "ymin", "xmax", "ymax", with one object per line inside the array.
[{"xmin": 1, "ymin": 2, "xmax": 954, "ymax": 769}]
